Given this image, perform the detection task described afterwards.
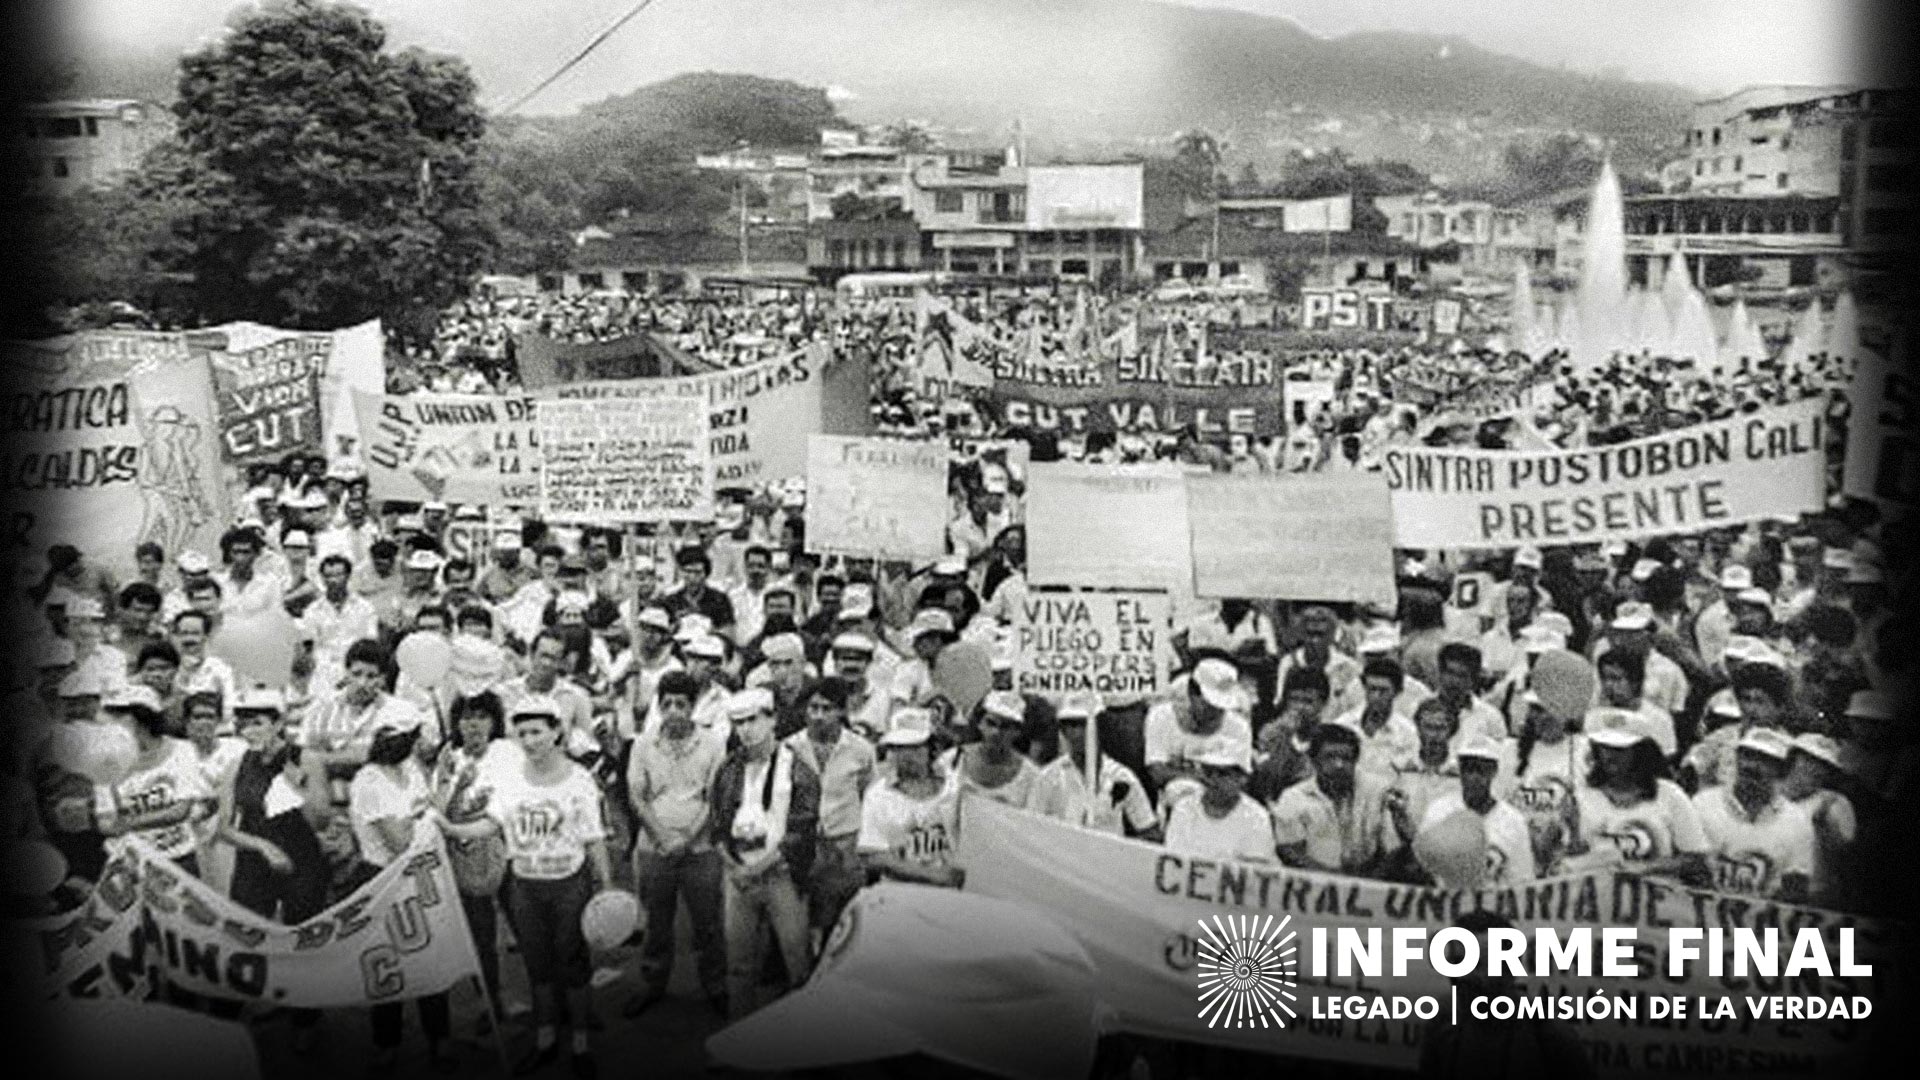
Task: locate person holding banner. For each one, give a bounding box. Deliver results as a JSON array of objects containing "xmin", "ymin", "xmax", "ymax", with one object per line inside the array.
[
  {"xmin": 858, "ymin": 711, "xmax": 961, "ymax": 888},
  {"xmin": 1554, "ymin": 712, "xmax": 1709, "ymax": 885},
  {"xmin": 1690, "ymin": 727, "xmax": 1814, "ymax": 901},
  {"xmin": 1163, "ymin": 744, "xmax": 1273, "ymax": 864},
  {"xmin": 346, "ymin": 707, "xmax": 456, "ymax": 1073},
  {"xmin": 1271, "ymin": 724, "xmax": 1400, "ymax": 875},
  {"xmin": 1034, "ymin": 693, "xmax": 1159, "ymax": 840},
  {"xmin": 1142, "ymin": 658, "xmax": 1254, "ymax": 817},
  {"xmin": 440, "ymin": 694, "xmax": 618, "ymax": 1078}
]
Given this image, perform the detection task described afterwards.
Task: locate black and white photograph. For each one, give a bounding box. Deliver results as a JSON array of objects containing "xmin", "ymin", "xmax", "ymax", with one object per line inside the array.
[{"xmin": 1, "ymin": 2, "xmax": 1915, "ymax": 1079}]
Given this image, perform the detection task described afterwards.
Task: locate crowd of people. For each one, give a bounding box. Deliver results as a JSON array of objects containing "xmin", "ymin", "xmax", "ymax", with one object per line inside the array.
[{"xmin": 6, "ymin": 279, "xmax": 1909, "ymax": 1078}]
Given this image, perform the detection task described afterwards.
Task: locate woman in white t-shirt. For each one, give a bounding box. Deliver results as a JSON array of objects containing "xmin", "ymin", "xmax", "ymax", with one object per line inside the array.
[
  {"xmin": 858, "ymin": 723, "xmax": 961, "ymax": 887},
  {"xmin": 1506, "ymin": 692, "xmax": 1591, "ymax": 871},
  {"xmin": 346, "ymin": 714, "xmax": 452, "ymax": 1072},
  {"xmin": 92, "ymin": 686, "xmax": 217, "ymax": 876},
  {"xmin": 939, "ymin": 693, "xmax": 1044, "ymax": 811},
  {"xmin": 442, "ymin": 695, "xmax": 617, "ymax": 1077},
  {"xmin": 1555, "ymin": 717, "xmax": 1709, "ymax": 885}
]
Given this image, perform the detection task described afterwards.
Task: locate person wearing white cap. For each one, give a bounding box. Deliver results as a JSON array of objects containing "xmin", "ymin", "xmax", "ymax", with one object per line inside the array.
[
  {"xmin": 161, "ymin": 549, "xmax": 216, "ymax": 623},
  {"xmin": 942, "ymin": 691, "xmax": 1044, "ymax": 811},
  {"xmin": 496, "ymin": 628, "xmax": 598, "ymax": 748},
  {"xmin": 1163, "ymin": 743, "xmax": 1274, "ymax": 865},
  {"xmin": 1270, "ymin": 725, "xmax": 1398, "ymax": 874},
  {"xmin": 479, "ymin": 529, "xmax": 538, "ymax": 606},
  {"xmin": 615, "ymin": 607, "xmax": 683, "ymax": 741},
  {"xmin": 1593, "ymin": 600, "xmax": 1689, "ymax": 717},
  {"xmin": 1683, "ymin": 664, "xmax": 1796, "ymax": 792},
  {"xmin": 1689, "ymin": 727, "xmax": 1814, "ymax": 901},
  {"xmin": 63, "ymin": 595, "xmax": 132, "ymax": 695},
  {"xmin": 1414, "ymin": 733, "xmax": 1537, "ymax": 885},
  {"xmin": 821, "ymin": 632, "xmax": 893, "ymax": 740},
  {"xmin": 89, "ymin": 685, "xmax": 218, "ymax": 876},
  {"xmin": 889, "ymin": 608, "xmax": 958, "ymax": 710},
  {"xmin": 277, "ymin": 528, "xmax": 319, "ymax": 613},
  {"xmin": 1034, "ymin": 692, "xmax": 1158, "ymax": 840},
  {"xmin": 1779, "ymin": 733, "xmax": 1858, "ymax": 909},
  {"xmin": 1556, "ymin": 713, "xmax": 1708, "ymax": 882},
  {"xmin": 440, "ymin": 694, "xmax": 617, "ymax": 1075},
  {"xmin": 1487, "ymin": 545, "xmax": 1554, "ymax": 635},
  {"xmin": 709, "ymin": 687, "xmax": 815, "ymax": 1021},
  {"xmin": 1143, "ymin": 657, "xmax": 1254, "ymax": 816},
  {"xmin": 389, "ymin": 547, "xmax": 447, "ymax": 633},
  {"xmin": 1693, "ymin": 562, "xmax": 1755, "ymax": 670},
  {"xmin": 858, "ymin": 706, "xmax": 962, "ymax": 887}
]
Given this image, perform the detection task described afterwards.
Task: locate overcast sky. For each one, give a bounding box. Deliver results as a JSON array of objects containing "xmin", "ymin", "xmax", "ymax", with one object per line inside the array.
[{"xmin": 62, "ymin": 0, "xmax": 1890, "ymax": 96}]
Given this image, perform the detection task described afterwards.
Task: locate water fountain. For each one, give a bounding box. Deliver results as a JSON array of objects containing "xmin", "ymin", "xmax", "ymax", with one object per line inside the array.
[
  {"xmin": 1718, "ymin": 296, "xmax": 1767, "ymax": 370},
  {"xmin": 1663, "ymin": 252, "xmax": 1720, "ymax": 367},
  {"xmin": 1626, "ymin": 287, "xmax": 1671, "ymax": 356},
  {"xmin": 1569, "ymin": 158, "xmax": 1630, "ymax": 371},
  {"xmin": 1788, "ymin": 300, "xmax": 1827, "ymax": 367}
]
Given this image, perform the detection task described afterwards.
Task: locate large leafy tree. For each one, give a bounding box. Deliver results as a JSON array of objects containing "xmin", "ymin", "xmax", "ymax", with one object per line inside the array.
[{"xmin": 162, "ymin": 0, "xmax": 494, "ymax": 328}]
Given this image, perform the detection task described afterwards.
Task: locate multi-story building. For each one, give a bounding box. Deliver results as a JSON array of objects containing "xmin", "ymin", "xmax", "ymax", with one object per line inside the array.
[
  {"xmin": 805, "ymin": 137, "xmax": 923, "ymax": 222},
  {"xmin": 19, "ymin": 99, "xmax": 172, "ymax": 196},
  {"xmin": 1681, "ymin": 85, "xmax": 1858, "ymax": 196},
  {"xmin": 1376, "ymin": 191, "xmax": 1559, "ymax": 274}
]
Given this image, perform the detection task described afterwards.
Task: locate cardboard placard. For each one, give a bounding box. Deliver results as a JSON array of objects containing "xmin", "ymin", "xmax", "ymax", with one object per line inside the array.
[
  {"xmin": 538, "ymin": 394, "xmax": 713, "ymax": 523},
  {"xmin": 1185, "ymin": 472, "xmax": 1398, "ymax": 606},
  {"xmin": 804, "ymin": 435, "xmax": 950, "ymax": 560}
]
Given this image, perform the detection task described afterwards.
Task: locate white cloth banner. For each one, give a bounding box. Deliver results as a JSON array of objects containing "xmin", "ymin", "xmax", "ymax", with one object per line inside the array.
[
  {"xmin": 354, "ymin": 390, "xmax": 540, "ymax": 506},
  {"xmin": 1383, "ymin": 399, "xmax": 1829, "ymax": 549},
  {"xmin": 552, "ymin": 345, "xmax": 827, "ymax": 487},
  {"xmin": 957, "ymin": 797, "xmax": 1886, "ymax": 1077},
  {"xmin": 804, "ymin": 435, "xmax": 949, "ymax": 560},
  {"xmin": 32, "ymin": 831, "xmax": 481, "ymax": 1008}
]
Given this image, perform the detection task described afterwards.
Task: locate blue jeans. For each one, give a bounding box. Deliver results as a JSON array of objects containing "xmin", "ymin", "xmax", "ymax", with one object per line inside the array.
[{"xmin": 634, "ymin": 847, "xmax": 724, "ymax": 997}]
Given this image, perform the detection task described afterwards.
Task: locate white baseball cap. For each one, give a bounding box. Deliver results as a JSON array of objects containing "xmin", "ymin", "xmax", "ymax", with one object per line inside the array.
[
  {"xmin": 726, "ymin": 688, "xmax": 775, "ymax": 722},
  {"xmin": 1456, "ymin": 733, "xmax": 1505, "ymax": 764},
  {"xmin": 1610, "ymin": 602, "xmax": 1654, "ymax": 631},
  {"xmin": 1718, "ymin": 565, "xmax": 1754, "ymax": 590},
  {"xmin": 1512, "ymin": 547, "xmax": 1543, "ymax": 570},
  {"xmin": 1585, "ymin": 707, "xmax": 1652, "ymax": 748},
  {"xmin": 684, "ymin": 635, "xmax": 728, "ymax": 660},
  {"xmin": 1736, "ymin": 727, "xmax": 1793, "ymax": 761}
]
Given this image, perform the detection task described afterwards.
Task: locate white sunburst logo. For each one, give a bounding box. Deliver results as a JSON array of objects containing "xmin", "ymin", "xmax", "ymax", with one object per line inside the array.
[{"xmin": 1194, "ymin": 914, "xmax": 1299, "ymax": 1029}]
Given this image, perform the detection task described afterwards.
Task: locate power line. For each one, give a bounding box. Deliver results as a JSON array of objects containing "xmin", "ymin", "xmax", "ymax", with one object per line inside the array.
[{"xmin": 498, "ymin": 0, "xmax": 660, "ymax": 116}]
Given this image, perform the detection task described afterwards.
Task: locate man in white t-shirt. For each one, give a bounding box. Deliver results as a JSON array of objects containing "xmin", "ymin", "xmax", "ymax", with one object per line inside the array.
[
  {"xmin": 1034, "ymin": 693, "xmax": 1158, "ymax": 840},
  {"xmin": 858, "ymin": 714, "xmax": 961, "ymax": 887},
  {"xmin": 1691, "ymin": 728, "xmax": 1816, "ymax": 902},
  {"xmin": 1163, "ymin": 745, "xmax": 1273, "ymax": 864},
  {"xmin": 1143, "ymin": 658, "xmax": 1254, "ymax": 818}
]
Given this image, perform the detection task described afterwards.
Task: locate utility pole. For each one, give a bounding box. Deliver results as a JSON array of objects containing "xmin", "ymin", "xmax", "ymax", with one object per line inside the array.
[{"xmin": 737, "ymin": 174, "xmax": 749, "ymax": 272}]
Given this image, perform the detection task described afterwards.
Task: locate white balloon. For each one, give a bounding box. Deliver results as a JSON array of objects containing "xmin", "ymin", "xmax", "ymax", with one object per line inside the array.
[
  {"xmin": 48, "ymin": 720, "xmax": 139, "ymax": 786},
  {"xmin": 581, "ymin": 889, "xmax": 642, "ymax": 953}
]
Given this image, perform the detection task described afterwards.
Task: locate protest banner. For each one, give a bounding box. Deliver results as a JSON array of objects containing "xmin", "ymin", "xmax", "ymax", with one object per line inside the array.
[
  {"xmin": 211, "ymin": 320, "xmax": 384, "ymax": 458},
  {"xmin": 1026, "ymin": 463, "xmax": 1192, "ymax": 589},
  {"xmin": 1384, "ymin": 399, "xmax": 1828, "ymax": 549},
  {"xmin": 553, "ymin": 345, "xmax": 847, "ymax": 487},
  {"xmin": 209, "ymin": 337, "xmax": 326, "ymax": 463},
  {"xmin": 539, "ymin": 394, "xmax": 713, "ymax": 523},
  {"xmin": 1185, "ymin": 473, "xmax": 1398, "ymax": 607},
  {"xmin": 1843, "ymin": 350, "xmax": 1917, "ymax": 505},
  {"xmin": 354, "ymin": 390, "xmax": 539, "ymax": 506},
  {"xmin": 34, "ymin": 831, "xmax": 481, "ymax": 1008},
  {"xmin": 1300, "ymin": 288, "xmax": 1397, "ymax": 333},
  {"xmin": 988, "ymin": 338, "xmax": 1283, "ymax": 438},
  {"xmin": 804, "ymin": 435, "xmax": 949, "ymax": 560},
  {"xmin": 1, "ymin": 331, "xmax": 231, "ymax": 571},
  {"xmin": 958, "ymin": 797, "xmax": 1888, "ymax": 1078},
  {"xmin": 516, "ymin": 331, "xmax": 697, "ymax": 389},
  {"xmin": 1013, "ymin": 589, "xmax": 1171, "ymax": 701}
]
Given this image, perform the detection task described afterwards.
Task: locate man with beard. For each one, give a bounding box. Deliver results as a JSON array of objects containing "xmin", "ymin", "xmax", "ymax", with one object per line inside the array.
[{"xmin": 1691, "ymin": 728, "xmax": 1815, "ymax": 902}]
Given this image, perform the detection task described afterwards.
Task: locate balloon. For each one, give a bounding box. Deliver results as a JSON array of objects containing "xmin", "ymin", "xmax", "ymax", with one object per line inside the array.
[
  {"xmin": 581, "ymin": 889, "xmax": 642, "ymax": 953},
  {"xmin": 2, "ymin": 839, "xmax": 69, "ymax": 897},
  {"xmin": 47, "ymin": 719, "xmax": 139, "ymax": 786},
  {"xmin": 396, "ymin": 633, "xmax": 453, "ymax": 690},
  {"xmin": 208, "ymin": 609, "xmax": 300, "ymax": 689},
  {"xmin": 1531, "ymin": 649, "xmax": 1597, "ymax": 723},
  {"xmin": 1413, "ymin": 809, "xmax": 1489, "ymax": 890},
  {"xmin": 932, "ymin": 641, "xmax": 993, "ymax": 719}
]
